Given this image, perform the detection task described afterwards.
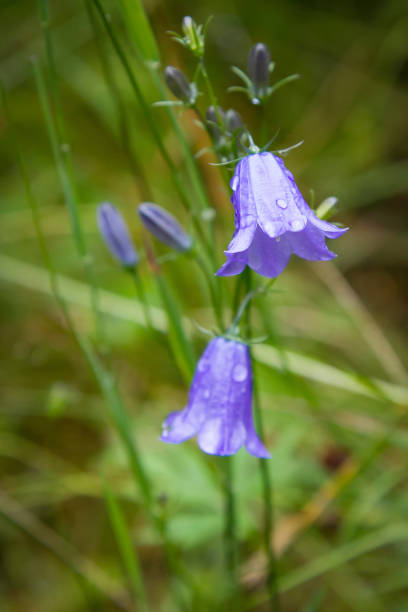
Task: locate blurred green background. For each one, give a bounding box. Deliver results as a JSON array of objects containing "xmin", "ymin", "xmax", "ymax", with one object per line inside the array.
[{"xmin": 1, "ymin": 0, "xmax": 408, "ymax": 610}]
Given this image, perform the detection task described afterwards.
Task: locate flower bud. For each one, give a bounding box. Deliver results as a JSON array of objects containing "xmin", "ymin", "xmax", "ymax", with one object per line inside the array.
[
  {"xmin": 164, "ymin": 66, "xmax": 193, "ymax": 103},
  {"xmin": 248, "ymin": 42, "xmax": 271, "ymax": 95},
  {"xmin": 225, "ymin": 108, "xmax": 243, "ymax": 134},
  {"xmin": 97, "ymin": 203, "xmax": 138, "ymax": 267},
  {"xmin": 205, "ymin": 105, "xmax": 225, "ymax": 142},
  {"xmin": 181, "ymin": 16, "xmax": 204, "ymax": 57},
  {"xmin": 138, "ymin": 203, "xmax": 192, "ymax": 252}
]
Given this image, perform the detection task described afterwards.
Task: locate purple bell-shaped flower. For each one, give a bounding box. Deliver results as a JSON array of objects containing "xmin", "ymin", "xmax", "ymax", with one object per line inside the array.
[
  {"xmin": 160, "ymin": 337, "xmax": 270, "ymax": 458},
  {"xmin": 217, "ymin": 152, "xmax": 348, "ymax": 278}
]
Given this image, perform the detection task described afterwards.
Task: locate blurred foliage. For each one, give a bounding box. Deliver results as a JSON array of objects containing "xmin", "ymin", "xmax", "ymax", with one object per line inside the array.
[{"xmin": 1, "ymin": 0, "xmax": 408, "ymax": 610}]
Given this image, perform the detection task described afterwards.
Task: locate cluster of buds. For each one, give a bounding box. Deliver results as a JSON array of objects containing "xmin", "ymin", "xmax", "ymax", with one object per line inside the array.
[
  {"xmin": 205, "ymin": 105, "xmax": 244, "ymax": 160},
  {"xmin": 97, "ymin": 202, "xmax": 192, "ymax": 269}
]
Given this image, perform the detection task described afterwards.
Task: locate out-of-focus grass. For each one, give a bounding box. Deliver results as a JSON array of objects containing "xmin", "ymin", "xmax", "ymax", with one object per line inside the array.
[{"xmin": 1, "ymin": 0, "xmax": 408, "ymax": 610}]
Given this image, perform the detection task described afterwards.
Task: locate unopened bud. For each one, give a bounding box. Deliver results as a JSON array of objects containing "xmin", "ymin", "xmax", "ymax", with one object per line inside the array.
[
  {"xmin": 225, "ymin": 108, "xmax": 243, "ymax": 134},
  {"xmin": 164, "ymin": 66, "xmax": 193, "ymax": 103},
  {"xmin": 205, "ymin": 105, "xmax": 225, "ymax": 141},
  {"xmin": 248, "ymin": 42, "xmax": 271, "ymax": 95},
  {"xmin": 138, "ymin": 203, "xmax": 192, "ymax": 252},
  {"xmin": 181, "ymin": 16, "xmax": 204, "ymax": 57},
  {"xmin": 97, "ymin": 203, "xmax": 138, "ymax": 267}
]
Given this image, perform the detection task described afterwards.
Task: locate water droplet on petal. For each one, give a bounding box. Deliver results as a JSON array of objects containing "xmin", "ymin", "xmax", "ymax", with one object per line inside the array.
[
  {"xmin": 203, "ymin": 389, "xmax": 210, "ymax": 399},
  {"xmin": 289, "ymin": 215, "xmax": 307, "ymax": 232},
  {"xmin": 276, "ymin": 199, "xmax": 287, "ymax": 209},
  {"xmin": 233, "ymin": 364, "xmax": 248, "ymax": 382}
]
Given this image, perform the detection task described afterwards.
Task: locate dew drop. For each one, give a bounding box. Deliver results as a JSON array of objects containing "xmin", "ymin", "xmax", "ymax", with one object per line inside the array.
[
  {"xmin": 203, "ymin": 389, "xmax": 210, "ymax": 399},
  {"xmin": 289, "ymin": 215, "xmax": 307, "ymax": 232},
  {"xmin": 233, "ymin": 364, "xmax": 248, "ymax": 382},
  {"xmin": 276, "ymin": 198, "xmax": 287, "ymax": 209}
]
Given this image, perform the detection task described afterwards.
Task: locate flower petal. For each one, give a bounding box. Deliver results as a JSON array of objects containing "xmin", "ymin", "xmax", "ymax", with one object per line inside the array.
[
  {"xmin": 198, "ymin": 418, "xmax": 246, "ymax": 455},
  {"xmin": 288, "ymin": 222, "xmax": 336, "ymax": 261},
  {"xmin": 225, "ymin": 159, "xmax": 258, "ymax": 254},
  {"xmin": 248, "ymin": 227, "xmax": 292, "ymax": 278},
  {"xmin": 309, "ymin": 214, "xmax": 349, "ymax": 239},
  {"xmin": 245, "ymin": 426, "xmax": 271, "ymax": 458},
  {"xmin": 248, "ymin": 153, "xmax": 307, "ymax": 238},
  {"xmin": 216, "ymin": 252, "xmax": 248, "ymax": 276},
  {"xmin": 160, "ymin": 408, "xmax": 201, "ymax": 443}
]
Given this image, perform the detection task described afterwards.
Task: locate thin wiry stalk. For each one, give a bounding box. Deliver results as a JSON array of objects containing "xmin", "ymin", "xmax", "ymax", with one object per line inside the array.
[
  {"xmin": 38, "ymin": 0, "xmax": 104, "ymax": 344},
  {"xmin": 91, "ymin": 0, "xmax": 213, "ymax": 260},
  {"xmin": 244, "ymin": 268, "xmax": 280, "ymax": 612}
]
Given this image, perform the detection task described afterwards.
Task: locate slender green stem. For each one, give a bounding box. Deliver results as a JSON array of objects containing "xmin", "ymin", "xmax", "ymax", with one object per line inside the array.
[
  {"xmin": 16, "ymin": 62, "xmax": 190, "ymax": 608},
  {"xmin": 85, "ymin": 0, "xmax": 153, "ymax": 196},
  {"xmin": 194, "ymin": 253, "xmax": 224, "ymax": 331},
  {"xmin": 91, "ymin": 0, "xmax": 213, "ymax": 260},
  {"xmin": 244, "ymin": 269, "xmax": 280, "ymax": 611},
  {"xmin": 155, "ymin": 273, "xmax": 196, "ymax": 382},
  {"xmin": 102, "ymin": 479, "xmax": 149, "ymax": 611},
  {"xmin": 38, "ymin": 0, "xmax": 104, "ymax": 345},
  {"xmin": 130, "ymin": 268, "xmax": 154, "ymax": 330},
  {"xmin": 199, "ymin": 59, "xmax": 225, "ymax": 132},
  {"xmin": 221, "ymin": 456, "xmax": 238, "ymax": 588}
]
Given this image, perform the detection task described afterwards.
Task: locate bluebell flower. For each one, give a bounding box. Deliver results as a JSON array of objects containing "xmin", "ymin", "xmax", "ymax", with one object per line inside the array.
[
  {"xmin": 97, "ymin": 203, "xmax": 138, "ymax": 267},
  {"xmin": 217, "ymin": 152, "xmax": 348, "ymax": 278},
  {"xmin": 138, "ymin": 202, "xmax": 192, "ymax": 252},
  {"xmin": 160, "ymin": 337, "xmax": 270, "ymax": 458}
]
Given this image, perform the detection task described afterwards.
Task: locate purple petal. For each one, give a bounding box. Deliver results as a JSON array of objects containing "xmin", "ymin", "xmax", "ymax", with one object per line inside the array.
[
  {"xmin": 288, "ymin": 222, "xmax": 336, "ymax": 261},
  {"xmin": 225, "ymin": 159, "xmax": 258, "ymax": 254},
  {"xmin": 198, "ymin": 418, "xmax": 246, "ymax": 455},
  {"xmin": 245, "ymin": 426, "xmax": 271, "ymax": 458},
  {"xmin": 247, "ymin": 153, "xmax": 307, "ymax": 238},
  {"xmin": 248, "ymin": 227, "xmax": 292, "ymax": 278},
  {"xmin": 309, "ymin": 214, "xmax": 349, "ymax": 238},
  {"xmin": 160, "ymin": 409, "xmax": 201, "ymax": 443},
  {"xmin": 97, "ymin": 203, "xmax": 138, "ymax": 266},
  {"xmin": 216, "ymin": 252, "xmax": 248, "ymax": 276}
]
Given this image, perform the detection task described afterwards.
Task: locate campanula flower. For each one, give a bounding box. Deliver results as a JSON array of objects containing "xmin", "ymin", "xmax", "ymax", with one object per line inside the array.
[
  {"xmin": 97, "ymin": 203, "xmax": 138, "ymax": 267},
  {"xmin": 138, "ymin": 202, "xmax": 192, "ymax": 252},
  {"xmin": 160, "ymin": 337, "xmax": 270, "ymax": 458},
  {"xmin": 217, "ymin": 152, "xmax": 347, "ymax": 278}
]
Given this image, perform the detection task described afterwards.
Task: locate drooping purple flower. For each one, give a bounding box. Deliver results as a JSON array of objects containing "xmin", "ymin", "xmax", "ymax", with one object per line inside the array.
[
  {"xmin": 138, "ymin": 202, "xmax": 192, "ymax": 252},
  {"xmin": 97, "ymin": 203, "xmax": 138, "ymax": 267},
  {"xmin": 160, "ymin": 337, "xmax": 270, "ymax": 458},
  {"xmin": 217, "ymin": 152, "xmax": 348, "ymax": 278}
]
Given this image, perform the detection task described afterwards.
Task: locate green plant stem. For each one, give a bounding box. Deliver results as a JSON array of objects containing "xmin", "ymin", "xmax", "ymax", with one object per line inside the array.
[
  {"xmin": 85, "ymin": 0, "xmax": 153, "ymax": 195},
  {"xmin": 102, "ymin": 479, "xmax": 149, "ymax": 611},
  {"xmin": 193, "ymin": 252, "xmax": 224, "ymax": 331},
  {"xmin": 155, "ymin": 273, "xmax": 196, "ymax": 382},
  {"xmin": 91, "ymin": 0, "xmax": 213, "ymax": 260},
  {"xmin": 221, "ymin": 456, "xmax": 238, "ymax": 589},
  {"xmin": 244, "ymin": 269, "xmax": 280, "ymax": 612},
  {"xmin": 38, "ymin": 0, "xmax": 104, "ymax": 345},
  {"xmin": 20, "ymin": 62, "xmax": 190, "ymax": 608},
  {"xmin": 130, "ymin": 268, "xmax": 154, "ymax": 330}
]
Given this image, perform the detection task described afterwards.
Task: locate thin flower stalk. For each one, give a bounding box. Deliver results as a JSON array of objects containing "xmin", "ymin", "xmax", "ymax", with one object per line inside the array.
[{"xmin": 32, "ymin": 52, "xmax": 105, "ymax": 344}]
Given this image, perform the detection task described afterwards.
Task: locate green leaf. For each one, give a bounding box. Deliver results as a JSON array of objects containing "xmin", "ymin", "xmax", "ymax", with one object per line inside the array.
[{"xmin": 117, "ymin": 0, "xmax": 160, "ymax": 66}]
